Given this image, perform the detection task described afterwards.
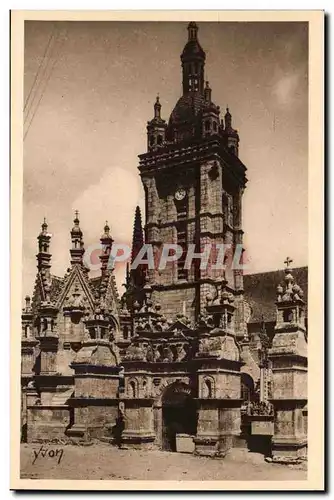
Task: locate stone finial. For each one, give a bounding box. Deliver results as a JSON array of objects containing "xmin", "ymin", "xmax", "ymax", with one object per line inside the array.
[
  {"xmin": 187, "ymin": 21, "xmax": 199, "ymax": 41},
  {"xmin": 276, "ymin": 258, "xmax": 304, "ymax": 304},
  {"xmin": 25, "ymin": 295, "xmax": 31, "ymax": 312},
  {"xmin": 154, "ymin": 95, "xmax": 161, "ymax": 120}
]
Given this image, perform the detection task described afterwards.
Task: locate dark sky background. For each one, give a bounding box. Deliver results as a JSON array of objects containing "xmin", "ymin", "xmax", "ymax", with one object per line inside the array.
[{"xmin": 23, "ymin": 20, "xmax": 308, "ymax": 297}]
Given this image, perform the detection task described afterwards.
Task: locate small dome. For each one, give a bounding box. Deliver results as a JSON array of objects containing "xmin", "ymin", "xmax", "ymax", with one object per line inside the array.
[
  {"xmin": 181, "ymin": 39, "xmax": 206, "ymax": 60},
  {"xmin": 71, "ymin": 212, "xmax": 82, "ymax": 235},
  {"xmin": 166, "ymin": 93, "xmax": 206, "ymax": 142},
  {"xmin": 101, "ymin": 221, "xmax": 112, "ymax": 240}
]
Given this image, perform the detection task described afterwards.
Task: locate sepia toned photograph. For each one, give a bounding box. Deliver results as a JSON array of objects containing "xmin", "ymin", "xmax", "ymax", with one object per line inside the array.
[{"xmin": 11, "ymin": 10, "xmax": 324, "ymax": 490}]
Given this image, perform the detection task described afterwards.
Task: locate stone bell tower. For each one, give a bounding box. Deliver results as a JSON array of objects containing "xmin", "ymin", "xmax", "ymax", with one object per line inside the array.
[{"xmin": 137, "ymin": 22, "xmax": 247, "ymax": 330}]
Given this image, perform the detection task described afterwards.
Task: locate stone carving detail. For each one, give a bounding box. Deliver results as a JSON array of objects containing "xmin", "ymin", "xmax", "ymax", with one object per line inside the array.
[
  {"xmin": 197, "ymin": 333, "xmax": 240, "ymax": 361},
  {"xmin": 124, "ymin": 338, "xmax": 194, "ymax": 363},
  {"xmin": 133, "ymin": 281, "xmax": 170, "ymax": 334},
  {"xmin": 242, "ymin": 400, "xmax": 274, "ymax": 417}
]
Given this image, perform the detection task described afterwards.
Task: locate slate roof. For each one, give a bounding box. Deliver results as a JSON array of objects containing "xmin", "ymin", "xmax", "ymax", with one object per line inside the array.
[{"xmin": 243, "ymin": 266, "xmax": 308, "ymax": 323}]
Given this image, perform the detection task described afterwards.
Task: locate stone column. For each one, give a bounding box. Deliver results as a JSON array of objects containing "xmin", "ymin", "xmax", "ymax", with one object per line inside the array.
[
  {"xmin": 194, "ymin": 362, "xmax": 242, "ymax": 457},
  {"xmin": 121, "ymin": 365, "xmax": 155, "ymax": 449},
  {"xmin": 268, "ymin": 262, "xmax": 308, "ymax": 463},
  {"xmin": 269, "ymin": 348, "xmax": 307, "ymax": 463},
  {"xmin": 68, "ymin": 339, "xmax": 121, "ymax": 442},
  {"xmin": 194, "ymin": 277, "xmax": 242, "ymax": 457}
]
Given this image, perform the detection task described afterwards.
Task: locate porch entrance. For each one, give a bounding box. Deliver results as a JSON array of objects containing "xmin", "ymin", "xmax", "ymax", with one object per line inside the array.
[{"xmin": 161, "ymin": 382, "xmax": 197, "ymax": 452}]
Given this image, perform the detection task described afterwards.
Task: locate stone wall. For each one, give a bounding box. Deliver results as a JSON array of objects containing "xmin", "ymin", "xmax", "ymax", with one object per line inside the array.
[{"xmin": 27, "ymin": 406, "xmax": 71, "ymax": 443}]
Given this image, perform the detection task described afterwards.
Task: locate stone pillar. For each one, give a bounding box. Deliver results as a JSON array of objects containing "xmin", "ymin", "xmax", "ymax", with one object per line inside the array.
[
  {"xmin": 194, "ymin": 277, "xmax": 242, "ymax": 456},
  {"xmin": 194, "ymin": 362, "xmax": 242, "ymax": 457},
  {"xmin": 121, "ymin": 365, "xmax": 155, "ymax": 449},
  {"xmin": 153, "ymin": 402, "xmax": 163, "ymax": 448},
  {"xmin": 68, "ymin": 339, "xmax": 121, "ymax": 442},
  {"xmin": 268, "ymin": 261, "xmax": 308, "ymax": 463},
  {"xmin": 269, "ymin": 349, "xmax": 307, "ymax": 462},
  {"xmin": 122, "ymin": 398, "xmax": 155, "ymax": 449},
  {"xmin": 36, "ymin": 302, "xmax": 59, "ymax": 375}
]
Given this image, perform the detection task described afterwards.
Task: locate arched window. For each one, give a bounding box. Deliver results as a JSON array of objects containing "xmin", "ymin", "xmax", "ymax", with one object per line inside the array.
[
  {"xmin": 157, "ymin": 135, "xmax": 163, "ymax": 146},
  {"xmin": 203, "ymin": 379, "xmax": 213, "ymax": 398},
  {"xmin": 149, "ymin": 135, "xmax": 155, "ymax": 147},
  {"xmin": 205, "ymin": 120, "xmax": 211, "ymax": 131},
  {"xmin": 129, "ymin": 380, "xmax": 137, "ymax": 398},
  {"xmin": 213, "ymin": 121, "xmax": 218, "ymax": 132}
]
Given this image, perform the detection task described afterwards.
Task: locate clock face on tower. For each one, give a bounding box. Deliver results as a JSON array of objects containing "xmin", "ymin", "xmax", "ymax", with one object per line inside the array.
[{"xmin": 175, "ymin": 188, "xmax": 186, "ymax": 201}]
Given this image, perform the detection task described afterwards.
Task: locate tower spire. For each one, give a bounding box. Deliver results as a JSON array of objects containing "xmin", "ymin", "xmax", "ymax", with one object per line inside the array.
[
  {"xmin": 131, "ymin": 206, "xmax": 145, "ymax": 289},
  {"xmin": 131, "ymin": 206, "xmax": 144, "ymax": 263},
  {"xmin": 70, "ymin": 210, "xmax": 85, "ymax": 265},
  {"xmin": 181, "ymin": 22, "xmax": 206, "ymax": 95}
]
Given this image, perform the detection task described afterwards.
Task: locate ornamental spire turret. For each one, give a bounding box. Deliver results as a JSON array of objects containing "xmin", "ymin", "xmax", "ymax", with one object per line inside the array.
[
  {"xmin": 36, "ymin": 218, "xmax": 53, "ymax": 299},
  {"xmin": 275, "ymin": 257, "xmax": 306, "ymax": 330},
  {"xmin": 222, "ymin": 107, "xmax": 240, "ymax": 156},
  {"xmin": 130, "ymin": 205, "xmax": 145, "ymax": 291},
  {"xmin": 37, "ymin": 218, "xmax": 51, "ymax": 273},
  {"xmin": 70, "ymin": 210, "xmax": 85, "ymax": 265},
  {"xmin": 100, "ymin": 220, "xmax": 113, "ymax": 274},
  {"xmin": 204, "ymin": 80, "xmax": 212, "ymax": 103},
  {"xmin": 147, "ymin": 95, "xmax": 167, "ymax": 151},
  {"xmin": 154, "ymin": 95, "xmax": 161, "ymax": 119},
  {"xmin": 131, "ymin": 206, "xmax": 144, "ymax": 264}
]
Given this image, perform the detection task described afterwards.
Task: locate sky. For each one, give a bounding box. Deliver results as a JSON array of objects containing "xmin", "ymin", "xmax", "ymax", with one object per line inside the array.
[{"xmin": 23, "ymin": 20, "xmax": 308, "ymax": 299}]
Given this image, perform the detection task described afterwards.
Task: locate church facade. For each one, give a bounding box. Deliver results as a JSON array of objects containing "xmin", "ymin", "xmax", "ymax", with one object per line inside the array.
[{"xmin": 21, "ymin": 23, "xmax": 308, "ymax": 463}]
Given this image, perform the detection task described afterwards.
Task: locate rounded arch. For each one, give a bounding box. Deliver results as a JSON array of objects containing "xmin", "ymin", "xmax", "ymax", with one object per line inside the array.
[
  {"xmin": 159, "ymin": 380, "xmax": 197, "ymax": 452},
  {"xmin": 162, "ymin": 381, "xmax": 194, "ymax": 404},
  {"xmin": 127, "ymin": 378, "xmax": 139, "ymax": 399},
  {"xmin": 241, "ymin": 373, "xmax": 256, "ymax": 402},
  {"xmin": 201, "ymin": 376, "xmax": 215, "ymax": 398}
]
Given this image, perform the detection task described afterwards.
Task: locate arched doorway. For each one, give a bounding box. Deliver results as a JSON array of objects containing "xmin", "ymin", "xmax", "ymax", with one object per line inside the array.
[{"xmin": 161, "ymin": 382, "xmax": 197, "ymax": 452}]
